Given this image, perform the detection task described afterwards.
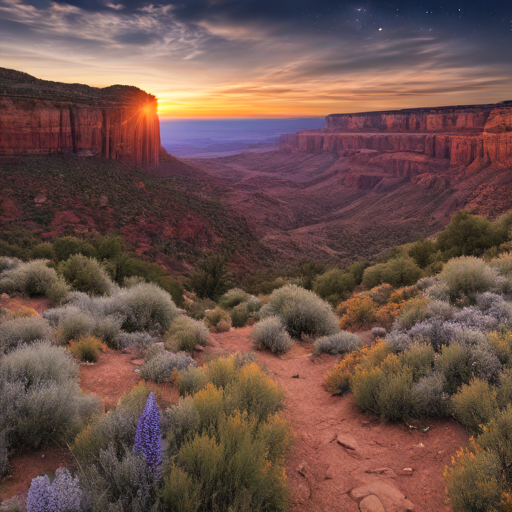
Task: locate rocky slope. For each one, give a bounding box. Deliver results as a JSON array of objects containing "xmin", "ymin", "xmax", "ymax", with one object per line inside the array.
[
  {"xmin": 190, "ymin": 102, "xmax": 512, "ymax": 264},
  {"xmin": 0, "ymin": 68, "xmax": 161, "ymax": 164}
]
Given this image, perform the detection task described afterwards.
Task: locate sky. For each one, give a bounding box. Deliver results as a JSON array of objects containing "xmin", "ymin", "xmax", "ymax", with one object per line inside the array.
[{"xmin": 0, "ymin": 0, "xmax": 511, "ymax": 117}]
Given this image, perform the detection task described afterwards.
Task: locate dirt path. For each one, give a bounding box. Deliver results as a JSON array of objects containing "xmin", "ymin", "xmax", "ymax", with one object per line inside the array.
[{"xmin": 205, "ymin": 327, "xmax": 469, "ymax": 512}]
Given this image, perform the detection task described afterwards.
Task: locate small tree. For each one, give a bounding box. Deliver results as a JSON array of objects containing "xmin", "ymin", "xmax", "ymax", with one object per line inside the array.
[
  {"xmin": 189, "ymin": 253, "xmax": 233, "ymax": 301},
  {"xmin": 134, "ymin": 393, "xmax": 162, "ymax": 475}
]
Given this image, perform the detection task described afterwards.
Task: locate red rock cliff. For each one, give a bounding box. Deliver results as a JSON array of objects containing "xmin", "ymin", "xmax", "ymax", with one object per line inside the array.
[
  {"xmin": 0, "ymin": 68, "xmax": 161, "ymax": 164},
  {"xmin": 280, "ymin": 102, "xmax": 512, "ymax": 167}
]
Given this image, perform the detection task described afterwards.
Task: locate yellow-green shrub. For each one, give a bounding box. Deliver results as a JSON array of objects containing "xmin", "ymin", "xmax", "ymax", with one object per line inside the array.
[{"xmin": 69, "ymin": 335, "xmax": 102, "ymax": 362}]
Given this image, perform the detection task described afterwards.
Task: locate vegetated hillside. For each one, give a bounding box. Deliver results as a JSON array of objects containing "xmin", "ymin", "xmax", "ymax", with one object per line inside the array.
[
  {"xmin": 188, "ymin": 102, "xmax": 512, "ymax": 264},
  {"xmin": 0, "ymin": 154, "xmax": 268, "ymax": 272}
]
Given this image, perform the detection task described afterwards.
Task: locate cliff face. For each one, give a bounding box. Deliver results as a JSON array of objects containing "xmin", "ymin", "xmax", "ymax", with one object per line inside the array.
[
  {"xmin": 280, "ymin": 103, "xmax": 512, "ymax": 168},
  {"xmin": 0, "ymin": 68, "xmax": 161, "ymax": 164}
]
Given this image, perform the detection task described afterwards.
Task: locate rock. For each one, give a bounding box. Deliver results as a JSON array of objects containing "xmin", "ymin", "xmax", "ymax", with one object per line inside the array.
[
  {"xmin": 297, "ymin": 461, "xmax": 308, "ymax": 477},
  {"xmin": 401, "ymin": 468, "xmax": 414, "ymax": 476},
  {"xmin": 0, "ymin": 69, "xmax": 161, "ymax": 164},
  {"xmin": 359, "ymin": 495, "xmax": 385, "ymax": 512},
  {"xmin": 350, "ymin": 481, "xmax": 415, "ymax": 511},
  {"xmin": 292, "ymin": 480, "xmax": 311, "ymax": 505},
  {"xmin": 336, "ymin": 433, "xmax": 358, "ymax": 451},
  {"xmin": 130, "ymin": 359, "xmax": 145, "ymax": 366},
  {"xmin": 365, "ymin": 467, "xmax": 397, "ymax": 478}
]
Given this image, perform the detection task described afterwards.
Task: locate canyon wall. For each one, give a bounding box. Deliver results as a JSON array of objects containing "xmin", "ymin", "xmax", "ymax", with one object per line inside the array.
[
  {"xmin": 280, "ymin": 103, "xmax": 512, "ymax": 167},
  {"xmin": 0, "ymin": 68, "xmax": 161, "ymax": 164}
]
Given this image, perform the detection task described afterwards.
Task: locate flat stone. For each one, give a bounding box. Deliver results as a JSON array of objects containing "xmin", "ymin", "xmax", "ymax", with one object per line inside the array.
[
  {"xmin": 365, "ymin": 467, "xmax": 397, "ymax": 478},
  {"xmin": 130, "ymin": 359, "xmax": 144, "ymax": 366},
  {"xmin": 359, "ymin": 495, "xmax": 385, "ymax": 512},
  {"xmin": 292, "ymin": 480, "xmax": 311, "ymax": 505},
  {"xmin": 336, "ymin": 433, "xmax": 358, "ymax": 451},
  {"xmin": 350, "ymin": 481, "xmax": 415, "ymax": 511}
]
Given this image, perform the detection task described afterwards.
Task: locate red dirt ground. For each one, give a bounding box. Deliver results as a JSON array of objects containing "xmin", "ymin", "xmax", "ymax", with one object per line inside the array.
[
  {"xmin": 0, "ymin": 302, "xmax": 469, "ymax": 510},
  {"xmin": 203, "ymin": 327, "xmax": 469, "ymax": 512}
]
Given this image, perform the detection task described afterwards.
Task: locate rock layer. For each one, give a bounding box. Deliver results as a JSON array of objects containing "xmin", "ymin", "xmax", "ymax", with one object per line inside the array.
[
  {"xmin": 280, "ymin": 102, "xmax": 512, "ymax": 167},
  {"xmin": 0, "ymin": 68, "xmax": 161, "ymax": 164}
]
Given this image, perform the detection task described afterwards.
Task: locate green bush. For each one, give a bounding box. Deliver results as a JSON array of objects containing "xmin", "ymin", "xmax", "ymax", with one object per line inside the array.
[
  {"xmin": 438, "ymin": 256, "xmax": 497, "ymax": 305},
  {"xmin": 411, "ymin": 372, "xmax": 448, "ymax": 418},
  {"xmin": 188, "ymin": 253, "xmax": 233, "ymax": 301},
  {"xmin": 261, "ymin": 284, "xmax": 339, "ymax": 338},
  {"xmin": 351, "ymin": 367, "xmax": 386, "ymax": 416},
  {"xmin": 204, "ymin": 307, "xmax": 231, "ymax": 331},
  {"xmin": 57, "ymin": 308, "xmax": 95, "ymax": 343},
  {"xmin": 206, "ymin": 356, "xmax": 237, "ymax": 389},
  {"xmin": 436, "ymin": 343, "xmax": 473, "ymax": 395},
  {"xmin": 496, "ymin": 368, "xmax": 512, "ymax": 409},
  {"xmin": 408, "ymin": 239, "xmax": 437, "ymax": 268},
  {"xmin": 218, "ymin": 288, "xmax": 250, "ymax": 309},
  {"xmin": 45, "ymin": 277, "xmax": 71, "ymax": 306},
  {"xmin": 59, "ymin": 254, "xmax": 112, "ymax": 296},
  {"xmin": 175, "ymin": 367, "xmax": 209, "ymax": 396},
  {"xmin": 362, "ymin": 257, "xmax": 422, "ymax": 289},
  {"xmin": 376, "ymin": 370, "xmax": 414, "ymax": 422},
  {"xmin": 437, "ymin": 211, "xmax": 503, "ymax": 258},
  {"xmin": 165, "ymin": 316, "xmax": 210, "ymax": 354},
  {"xmin": 230, "ymin": 303, "xmax": 250, "ymax": 328},
  {"xmin": 444, "ymin": 448, "xmax": 503, "ymax": 512},
  {"xmin": 53, "ymin": 236, "xmax": 96, "ymax": 262},
  {"xmin": 401, "ymin": 342, "xmax": 435, "ymax": 380},
  {"xmin": 70, "ymin": 335, "xmax": 102, "ymax": 362},
  {"xmin": 451, "ymin": 379, "xmax": 498, "ymax": 434},
  {"xmin": 313, "ymin": 269, "xmax": 356, "ymax": 306},
  {"xmin": 0, "ymin": 316, "xmax": 53, "ymax": 353},
  {"xmin": 158, "ymin": 465, "xmax": 201, "ymax": 512},
  {"xmin": 30, "ymin": 242, "xmax": 56, "ymax": 260},
  {"xmin": 251, "ymin": 317, "xmax": 293, "ymax": 354}
]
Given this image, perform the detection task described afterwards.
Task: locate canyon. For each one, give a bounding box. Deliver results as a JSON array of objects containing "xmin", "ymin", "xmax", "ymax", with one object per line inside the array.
[
  {"xmin": 0, "ymin": 68, "xmax": 161, "ymax": 164},
  {"xmin": 189, "ymin": 102, "xmax": 512, "ymax": 263}
]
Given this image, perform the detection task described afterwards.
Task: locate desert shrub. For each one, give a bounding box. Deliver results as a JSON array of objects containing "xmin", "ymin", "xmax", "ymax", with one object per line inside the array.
[
  {"xmin": 185, "ymin": 298, "xmax": 217, "ymax": 320},
  {"xmin": 112, "ymin": 283, "xmax": 180, "ymax": 333},
  {"xmin": 0, "ymin": 259, "xmax": 61, "ymax": 297},
  {"xmin": 1, "ymin": 341, "xmax": 78, "ymax": 386},
  {"xmin": 408, "ymin": 319, "xmax": 456, "ymax": 351},
  {"xmin": 251, "ymin": 317, "xmax": 293, "ymax": 354},
  {"xmin": 444, "ymin": 447, "xmax": 504, "ymax": 511},
  {"xmin": 175, "ymin": 367, "xmax": 209, "ymax": 396},
  {"xmin": 394, "ymin": 296, "xmax": 431, "ymax": 330},
  {"xmin": 59, "ymin": 254, "xmax": 112, "ymax": 296},
  {"xmin": 477, "ymin": 292, "xmax": 512, "ymax": 323},
  {"xmin": 451, "ymin": 379, "xmax": 498, "ymax": 434},
  {"xmin": 362, "ymin": 263, "xmax": 386, "ymax": 290},
  {"xmin": 0, "ymin": 316, "xmax": 52, "ymax": 353},
  {"xmin": 261, "ymin": 284, "xmax": 338, "ymax": 338},
  {"xmin": 30, "ymin": 242, "xmax": 56, "ymax": 260},
  {"xmin": 206, "ymin": 356, "xmax": 237, "ymax": 389},
  {"xmin": 313, "ymin": 268, "xmax": 356, "ymax": 306},
  {"xmin": 57, "ymin": 308, "xmax": 95, "ymax": 343},
  {"xmin": 376, "ymin": 370, "xmax": 415, "ymax": 422},
  {"xmin": 351, "ymin": 366, "xmax": 386, "ymax": 416},
  {"xmin": 69, "ymin": 335, "xmax": 102, "ymax": 362},
  {"xmin": 439, "ymin": 256, "xmax": 497, "ymax": 305},
  {"xmin": 490, "ymin": 252, "xmax": 512, "ymax": 277},
  {"xmin": 71, "ymin": 384, "xmax": 150, "ymax": 466},
  {"xmin": 368, "ymin": 284, "xmax": 394, "ymax": 305},
  {"xmin": 411, "ymin": 372, "xmax": 448, "ymax": 418},
  {"xmin": 140, "ymin": 350, "xmax": 196, "ymax": 383},
  {"xmin": 0, "ymin": 256, "xmax": 21, "ymax": 273},
  {"xmin": 372, "ymin": 327, "xmax": 387, "ymax": 339},
  {"xmin": 230, "ymin": 302, "xmax": 250, "ymax": 328},
  {"xmin": 115, "ymin": 331, "xmax": 158, "ymax": 350},
  {"xmin": 165, "ymin": 315, "xmax": 210, "ymax": 354},
  {"xmin": 0, "ymin": 428, "xmax": 8, "ymax": 478},
  {"xmin": 93, "ymin": 315, "xmax": 122, "ymax": 348},
  {"xmin": 452, "ymin": 307, "xmax": 498, "ymax": 332},
  {"xmin": 436, "ymin": 343, "xmax": 473, "ymax": 394},
  {"xmin": 437, "ymin": 211, "xmax": 501, "ymax": 258},
  {"xmin": 158, "ymin": 465, "xmax": 201, "ymax": 512},
  {"xmin": 46, "ymin": 277, "xmax": 71, "ymax": 306},
  {"xmin": 469, "ymin": 343, "xmax": 502, "ymax": 383},
  {"xmin": 188, "ymin": 253, "xmax": 233, "ymax": 301},
  {"xmin": 53, "ymin": 236, "xmax": 96, "ymax": 262},
  {"xmin": 204, "ymin": 307, "xmax": 231, "ymax": 331},
  {"xmin": 80, "ymin": 444, "xmax": 156, "ymax": 512},
  {"xmin": 314, "ymin": 331, "xmax": 362, "ymax": 356},
  {"xmin": 496, "ymin": 368, "xmax": 512, "ymax": 409},
  {"xmin": 226, "ymin": 363, "xmax": 285, "ymax": 422},
  {"xmin": 337, "ymin": 295, "xmax": 378, "ymax": 330},
  {"xmin": 362, "ymin": 258, "xmax": 422, "ymax": 289},
  {"xmin": 409, "ymin": 239, "xmax": 437, "ymax": 268},
  {"xmin": 218, "ymin": 288, "xmax": 250, "ymax": 309},
  {"xmin": 385, "ymin": 331, "xmax": 413, "ymax": 353},
  {"xmin": 174, "ymin": 413, "xmax": 287, "ymax": 512},
  {"xmin": 401, "ymin": 342, "xmax": 435, "ymax": 380},
  {"xmin": 323, "ymin": 346, "xmax": 371, "ymax": 395}
]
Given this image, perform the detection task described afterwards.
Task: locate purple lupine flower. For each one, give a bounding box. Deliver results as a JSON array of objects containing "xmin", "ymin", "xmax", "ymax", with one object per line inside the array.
[
  {"xmin": 134, "ymin": 392, "xmax": 162, "ymax": 474},
  {"xmin": 26, "ymin": 468, "xmax": 82, "ymax": 512}
]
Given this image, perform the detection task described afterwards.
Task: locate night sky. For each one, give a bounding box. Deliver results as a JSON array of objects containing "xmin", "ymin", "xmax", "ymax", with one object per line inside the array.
[{"xmin": 0, "ymin": 0, "xmax": 511, "ymax": 117}]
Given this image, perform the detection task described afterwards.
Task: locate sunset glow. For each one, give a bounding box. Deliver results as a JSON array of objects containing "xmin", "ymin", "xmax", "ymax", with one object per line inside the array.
[{"xmin": 0, "ymin": 0, "xmax": 510, "ymax": 118}]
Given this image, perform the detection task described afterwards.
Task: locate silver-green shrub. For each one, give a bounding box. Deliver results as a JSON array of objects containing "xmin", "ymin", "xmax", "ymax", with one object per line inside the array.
[
  {"xmin": 140, "ymin": 350, "xmax": 197, "ymax": 383},
  {"xmin": 314, "ymin": 331, "xmax": 362, "ymax": 356},
  {"xmin": 0, "ymin": 260, "xmax": 61, "ymax": 297},
  {"xmin": 59, "ymin": 254, "xmax": 113, "ymax": 296},
  {"xmin": 251, "ymin": 317, "xmax": 293, "ymax": 354},
  {"xmin": 260, "ymin": 284, "xmax": 339, "ymax": 338},
  {"xmin": 0, "ymin": 316, "xmax": 53, "ymax": 353}
]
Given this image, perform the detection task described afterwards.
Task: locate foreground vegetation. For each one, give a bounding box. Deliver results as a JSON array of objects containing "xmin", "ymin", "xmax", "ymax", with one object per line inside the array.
[{"xmin": 2, "ymin": 209, "xmax": 512, "ymax": 511}]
